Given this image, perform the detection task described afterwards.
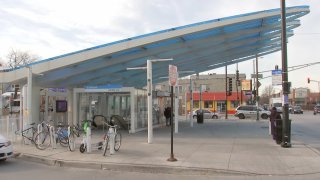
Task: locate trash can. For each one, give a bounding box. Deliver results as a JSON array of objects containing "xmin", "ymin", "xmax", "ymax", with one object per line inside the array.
[
  {"xmin": 197, "ymin": 110, "xmax": 204, "ymax": 124},
  {"xmin": 275, "ymin": 118, "xmax": 282, "ymax": 144}
]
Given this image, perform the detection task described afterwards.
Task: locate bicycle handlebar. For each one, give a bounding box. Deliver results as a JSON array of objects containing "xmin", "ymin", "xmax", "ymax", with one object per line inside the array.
[{"xmin": 103, "ymin": 122, "xmax": 118, "ymax": 129}]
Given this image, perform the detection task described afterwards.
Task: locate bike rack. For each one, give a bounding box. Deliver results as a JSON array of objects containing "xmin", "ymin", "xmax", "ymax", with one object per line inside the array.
[
  {"xmin": 87, "ymin": 127, "xmax": 91, "ymax": 153},
  {"xmin": 108, "ymin": 127, "xmax": 115, "ymax": 155},
  {"xmin": 49, "ymin": 126, "xmax": 56, "ymax": 149},
  {"xmin": 68, "ymin": 126, "xmax": 75, "ymax": 151}
]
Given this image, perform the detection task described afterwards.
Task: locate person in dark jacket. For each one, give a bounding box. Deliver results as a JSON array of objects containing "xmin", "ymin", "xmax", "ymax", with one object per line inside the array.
[
  {"xmin": 270, "ymin": 107, "xmax": 277, "ymax": 140},
  {"xmin": 164, "ymin": 107, "xmax": 171, "ymax": 126}
]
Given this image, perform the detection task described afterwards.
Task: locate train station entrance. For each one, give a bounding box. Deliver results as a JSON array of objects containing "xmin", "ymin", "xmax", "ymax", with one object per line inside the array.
[{"xmin": 73, "ymin": 86, "xmax": 169, "ymax": 133}]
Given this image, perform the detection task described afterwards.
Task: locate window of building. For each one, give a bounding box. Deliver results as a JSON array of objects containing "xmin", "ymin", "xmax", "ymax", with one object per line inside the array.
[
  {"xmin": 193, "ymin": 101, "xmax": 199, "ymax": 108},
  {"xmin": 217, "ymin": 101, "xmax": 226, "ymax": 112},
  {"xmin": 230, "ymin": 101, "xmax": 237, "ymax": 109},
  {"xmin": 204, "ymin": 100, "xmax": 213, "ymax": 108}
]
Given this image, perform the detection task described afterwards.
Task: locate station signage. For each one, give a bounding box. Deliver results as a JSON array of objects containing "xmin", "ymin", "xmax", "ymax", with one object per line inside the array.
[{"xmin": 272, "ymin": 70, "xmax": 282, "ymax": 86}]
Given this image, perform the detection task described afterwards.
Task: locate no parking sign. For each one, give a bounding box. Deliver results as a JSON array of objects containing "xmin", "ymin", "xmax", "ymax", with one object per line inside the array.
[{"xmin": 168, "ymin": 65, "xmax": 178, "ymax": 86}]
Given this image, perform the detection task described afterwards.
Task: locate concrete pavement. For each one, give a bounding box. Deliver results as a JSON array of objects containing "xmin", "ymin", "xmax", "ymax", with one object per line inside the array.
[{"xmin": 12, "ymin": 118, "xmax": 320, "ymax": 176}]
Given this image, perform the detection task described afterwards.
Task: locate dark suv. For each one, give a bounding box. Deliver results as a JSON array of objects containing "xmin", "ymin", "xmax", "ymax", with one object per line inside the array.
[{"xmin": 314, "ymin": 105, "xmax": 320, "ymax": 115}]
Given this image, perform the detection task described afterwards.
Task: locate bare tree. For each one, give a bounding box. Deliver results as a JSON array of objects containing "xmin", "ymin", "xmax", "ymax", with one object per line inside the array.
[
  {"xmin": 259, "ymin": 85, "xmax": 275, "ymax": 105},
  {"xmin": 6, "ymin": 48, "xmax": 39, "ymax": 69},
  {"xmin": 3, "ymin": 49, "xmax": 40, "ymax": 99}
]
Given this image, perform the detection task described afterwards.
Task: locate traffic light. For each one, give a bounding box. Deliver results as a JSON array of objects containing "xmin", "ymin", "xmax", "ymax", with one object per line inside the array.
[
  {"xmin": 307, "ymin": 78, "xmax": 310, "ymax": 84},
  {"xmin": 236, "ymin": 70, "xmax": 239, "ymax": 81},
  {"xmin": 228, "ymin": 78, "xmax": 232, "ymax": 96}
]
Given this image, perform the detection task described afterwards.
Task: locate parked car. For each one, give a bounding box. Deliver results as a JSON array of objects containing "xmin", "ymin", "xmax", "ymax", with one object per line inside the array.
[
  {"xmin": 189, "ymin": 109, "xmax": 219, "ymax": 119},
  {"xmin": 235, "ymin": 105, "xmax": 270, "ymax": 119},
  {"xmin": 314, "ymin": 105, "xmax": 320, "ymax": 115},
  {"xmin": 0, "ymin": 134, "xmax": 13, "ymax": 161},
  {"xmin": 290, "ymin": 106, "xmax": 303, "ymax": 114}
]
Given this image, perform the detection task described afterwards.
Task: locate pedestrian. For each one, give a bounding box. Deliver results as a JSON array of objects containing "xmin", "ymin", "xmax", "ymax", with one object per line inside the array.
[
  {"xmin": 164, "ymin": 107, "xmax": 171, "ymax": 126},
  {"xmin": 269, "ymin": 107, "xmax": 277, "ymax": 140}
]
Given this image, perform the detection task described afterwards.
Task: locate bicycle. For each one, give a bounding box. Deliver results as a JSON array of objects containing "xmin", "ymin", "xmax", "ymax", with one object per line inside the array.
[
  {"xmin": 79, "ymin": 119, "xmax": 103, "ymax": 153},
  {"xmin": 68, "ymin": 124, "xmax": 82, "ymax": 152},
  {"xmin": 34, "ymin": 121, "xmax": 53, "ymax": 150},
  {"xmin": 55, "ymin": 122, "xmax": 69, "ymax": 147},
  {"xmin": 102, "ymin": 122, "xmax": 122, "ymax": 156},
  {"xmin": 15, "ymin": 123, "xmax": 37, "ymax": 145},
  {"xmin": 79, "ymin": 119, "xmax": 93, "ymax": 153}
]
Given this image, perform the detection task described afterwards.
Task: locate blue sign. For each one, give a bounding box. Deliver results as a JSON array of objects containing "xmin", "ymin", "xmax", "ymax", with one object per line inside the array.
[{"xmin": 272, "ymin": 70, "xmax": 282, "ymax": 75}]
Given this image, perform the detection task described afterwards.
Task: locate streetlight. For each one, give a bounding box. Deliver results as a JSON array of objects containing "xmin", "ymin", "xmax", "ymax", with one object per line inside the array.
[{"xmin": 127, "ymin": 58, "xmax": 173, "ymax": 144}]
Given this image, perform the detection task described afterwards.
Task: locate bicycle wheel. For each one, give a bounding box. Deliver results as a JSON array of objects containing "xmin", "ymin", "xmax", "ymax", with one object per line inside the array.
[
  {"xmin": 68, "ymin": 132, "xmax": 76, "ymax": 152},
  {"xmin": 79, "ymin": 143, "xmax": 86, "ymax": 153},
  {"xmin": 35, "ymin": 132, "xmax": 51, "ymax": 150},
  {"xmin": 114, "ymin": 133, "xmax": 121, "ymax": 151},
  {"xmin": 103, "ymin": 136, "xmax": 109, "ymax": 156},
  {"xmin": 59, "ymin": 136, "xmax": 69, "ymax": 147}
]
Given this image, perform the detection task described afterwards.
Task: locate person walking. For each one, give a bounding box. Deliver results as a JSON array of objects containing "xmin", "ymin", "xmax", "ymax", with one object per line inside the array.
[{"xmin": 164, "ymin": 107, "xmax": 171, "ymax": 126}]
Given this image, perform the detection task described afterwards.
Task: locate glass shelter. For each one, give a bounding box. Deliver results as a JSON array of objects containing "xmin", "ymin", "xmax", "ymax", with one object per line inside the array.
[{"xmin": 73, "ymin": 87, "xmax": 166, "ymax": 133}]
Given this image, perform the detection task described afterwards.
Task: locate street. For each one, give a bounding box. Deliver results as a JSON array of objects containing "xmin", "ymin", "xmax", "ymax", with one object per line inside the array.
[
  {"xmin": 291, "ymin": 111, "xmax": 320, "ymax": 152},
  {"xmin": 2, "ymin": 158, "xmax": 320, "ymax": 180}
]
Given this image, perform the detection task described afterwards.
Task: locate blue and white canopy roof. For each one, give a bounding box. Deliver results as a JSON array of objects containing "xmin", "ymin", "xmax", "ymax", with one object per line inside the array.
[{"xmin": 0, "ymin": 6, "xmax": 309, "ymax": 88}]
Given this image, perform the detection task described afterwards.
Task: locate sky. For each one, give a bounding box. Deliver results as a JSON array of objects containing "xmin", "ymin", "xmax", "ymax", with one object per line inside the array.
[{"xmin": 0, "ymin": 0, "xmax": 319, "ymax": 92}]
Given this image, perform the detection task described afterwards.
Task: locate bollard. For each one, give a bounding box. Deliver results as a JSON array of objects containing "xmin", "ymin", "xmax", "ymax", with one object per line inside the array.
[
  {"xmin": 109, "ymin": 127, "xmax": 115, "ymax": 155},
  {"xmin": 37, "ymin": 124, "xmax": 42, "ymax": 135},
  {"xmin": 50, "ymin": 126, "xmax": 56, "ymax": 149},
  {"xmin": 87, "ymin": 127, "xmax": 91, "ymax": 153}
]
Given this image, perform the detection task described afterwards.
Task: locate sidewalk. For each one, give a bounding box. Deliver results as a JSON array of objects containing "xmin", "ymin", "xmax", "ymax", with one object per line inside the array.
[{"xmin": 13, "ymin": 118, "xmax": 320, "ymax": 176}]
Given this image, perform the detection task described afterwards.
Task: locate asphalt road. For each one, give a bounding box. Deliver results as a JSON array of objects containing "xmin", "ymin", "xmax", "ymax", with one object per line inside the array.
[
  {"xmin": 2, "ymin": 158, "xmax": 320, "ymax": 180},
  {"xmin": 291, "ymin": 111, "xmax": 320, "ymax": 151}
]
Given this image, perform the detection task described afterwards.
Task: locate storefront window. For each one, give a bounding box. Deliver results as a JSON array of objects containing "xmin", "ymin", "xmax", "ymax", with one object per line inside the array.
[
  {"xmin": 230, "ymin": 101, "xmax": 237, "ymax": 109},
  {"xmin": 193, "ymin": 100, "xmax": 199, "ymax": 108},
  {"xmin": 204, "ymin": 100, "xmax": 213, "ymax": 108},
  {"xmin": 217, "ymin": 101, "xmax": 226, "ymax": 112}
]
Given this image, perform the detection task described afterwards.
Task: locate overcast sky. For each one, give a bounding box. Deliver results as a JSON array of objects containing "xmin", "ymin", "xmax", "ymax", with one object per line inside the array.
[{"xmin": 0, "ymin": 0, "xmax": 319, "ymax": 92}]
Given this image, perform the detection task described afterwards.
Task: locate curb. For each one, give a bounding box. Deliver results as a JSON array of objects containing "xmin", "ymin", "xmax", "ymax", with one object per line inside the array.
[{"xmin": 16, "ymin": 153, "xmax": 258, "ymax": 176}]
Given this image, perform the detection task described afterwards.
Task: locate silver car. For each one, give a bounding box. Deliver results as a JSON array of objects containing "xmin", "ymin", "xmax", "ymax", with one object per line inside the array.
[
  {"xmin": 235, "ymin": 105, "xmax": 270, "ymax": 119},
  {"xmin": 190, "ymin": 109, "xmax": 219, "ymax": 119},
  {"xmin": 0, "ymin": 134, "xmax": 13, "ymax": 161}
]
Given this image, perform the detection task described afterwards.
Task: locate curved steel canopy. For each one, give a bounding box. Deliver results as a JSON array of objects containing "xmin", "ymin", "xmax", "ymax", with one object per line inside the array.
[{"xmin": 0, "ymin": 6, "xmax": 309, "ymax": 88}]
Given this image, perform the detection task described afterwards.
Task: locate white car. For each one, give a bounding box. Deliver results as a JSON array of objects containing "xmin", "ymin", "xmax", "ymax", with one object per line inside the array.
[
  {"xmin": 189, "ymin": 109, "xmax": 219, "ymax": 119},
  {"xmin": 235, "ymin": 105, "xmax": 271, "ymax": 119},
  {"xmin": 0, "ymin": 134, "xmax": 13, "ymax": 161}
]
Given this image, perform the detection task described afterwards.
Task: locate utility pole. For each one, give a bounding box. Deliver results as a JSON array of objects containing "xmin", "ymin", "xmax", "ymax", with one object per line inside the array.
[
  {"xmin": 281, "ymin": 0, "xmax": 291, "ymax": 148},
  {"xmin": 256, "ymin": 56, "xmax": 259, "ymax": 121},
  {"xmin": 225, "ymin": 66, "xmax": 228, "ymax": 119}
]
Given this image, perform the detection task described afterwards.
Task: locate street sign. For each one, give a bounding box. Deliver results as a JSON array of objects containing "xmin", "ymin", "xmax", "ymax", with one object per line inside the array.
[
  {"xmin": 251, "ymin": 74, "xmax": 263, "ymax": 79},
  {"xmin": 272, "ymin": 70, "xmax": 282, "ymax": 86},
  {"xmin": 241, "ymin": 80, "xmax": 252, "ymax": 91},
  {"xmin": 256, "ymin": 81, "xmax": 261, "ymax": 88},
  {"xmin": 168, "ymin": 65, "xmax": 178, "ymax": 86}
]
